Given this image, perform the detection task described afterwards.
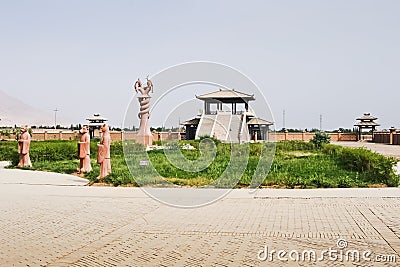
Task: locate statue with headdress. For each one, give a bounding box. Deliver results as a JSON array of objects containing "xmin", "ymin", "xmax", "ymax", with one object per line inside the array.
[
  {"xmin": 77, "ymin": 125, "xmax": 92, "ymax": 173},
  {"xmin": 18, "ymin": 125, "xmax": 32, "ymax": 167},
  {"xmin": 97, "ymin": 124, "xmax": 111, "ymax": 179}
]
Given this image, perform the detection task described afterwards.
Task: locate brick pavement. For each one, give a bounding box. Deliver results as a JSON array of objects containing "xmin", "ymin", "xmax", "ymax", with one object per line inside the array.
[{"xmin": 0, "ymin": 162, "xmax": 400, "ymax": 266}]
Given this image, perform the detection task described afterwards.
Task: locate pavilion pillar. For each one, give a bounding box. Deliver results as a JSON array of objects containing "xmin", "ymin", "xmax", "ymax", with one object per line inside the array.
[
  {"xmin": 390, "ymin": 127, "xmax": 396, "ymax": 145},
  {"xmin": 372, "ymin": 126, "xmax": 376, "ymax": 140}
]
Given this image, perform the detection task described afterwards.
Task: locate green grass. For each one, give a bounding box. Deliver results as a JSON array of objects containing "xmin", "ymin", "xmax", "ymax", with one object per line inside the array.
[{"xmin": 0, "ymin": 140, "xmax": 398, "ymax": 188}]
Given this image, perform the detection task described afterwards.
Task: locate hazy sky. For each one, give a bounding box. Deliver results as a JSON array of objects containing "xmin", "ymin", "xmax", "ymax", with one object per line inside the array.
[{"xmin": 1, "ymin": 0, "xmax": 399, "ymax": 130}]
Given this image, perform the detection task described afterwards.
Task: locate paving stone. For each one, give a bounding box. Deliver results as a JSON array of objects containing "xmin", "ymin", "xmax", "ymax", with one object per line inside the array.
[{"xmin": 1, "ymin": 163, "xmax": 399, "ymax": 266}]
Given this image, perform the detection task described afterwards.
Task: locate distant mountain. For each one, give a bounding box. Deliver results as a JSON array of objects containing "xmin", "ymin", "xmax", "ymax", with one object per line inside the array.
[{"xmin": 0, "ymin": 90, "xmax": 70, "ymax": 127}]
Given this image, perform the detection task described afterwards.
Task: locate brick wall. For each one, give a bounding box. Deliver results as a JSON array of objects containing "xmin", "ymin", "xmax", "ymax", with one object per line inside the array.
[
  {"xmin": 2, "ymin": 130, "xmax": 358, "ymax": 143},
  {"xmin": 270, "ymin": 132, "xmax": 357, "ymax": 142},
  {"xmin": 0, "ymin": 134, "xmax": 17, "ymax": 140},
  {"xmin": 121, "ymin": 131, "xmax": 182, "ymax": 143},
  {"xmin": 110, "ymin": 132, "xmax": 123, "ymax": 142},
  {"xmin": 373, "ymin": 131, "xmax": 400, "ymax": 145},
  {"xmin": 373, "ymin": 132, "xmax": 390, "ymax": 144},
  {"xmin": 394, "ymin": 133, "xmax": 400, "ymax": 145},
  {"xmin": 335, "ymin": 133, "xmax": 358, "ymax": 141}
]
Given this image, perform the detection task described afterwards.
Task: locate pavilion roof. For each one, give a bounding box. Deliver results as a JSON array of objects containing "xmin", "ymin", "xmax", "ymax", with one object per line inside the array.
[
  {"xmin": 354, "ymin": 121, "xmax": 380, "ymax": 127},
  {"xmin": 356, "ymin": 113, "xmax": 378, "ymax": 121},
  {"xmin": 86, "ymin": 114, "xmax": 108, "ymax": 122},
  {"xmin": 196, "ymin": 89, "xmax": 255, "ymax": 101},
  {"xmin": 247, "ymin": 118, "xmax": 273, "ymax": 125},
  {"xmin": 181, "ymin": 118, "xmax": 200, "ymax": 125}
]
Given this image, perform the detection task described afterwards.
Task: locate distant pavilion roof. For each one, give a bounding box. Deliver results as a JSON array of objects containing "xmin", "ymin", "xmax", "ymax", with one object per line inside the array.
[
  {"xmin": 196, "ymin": 89, "xmax": 255, "ymax": 101},
  {"xmin": 247, "ymin": 118, "xmax": 273, "ymax": 126},
  {"xmin": 354, "ymin": 121, "xmax": 380, "ymax": 127},
  {"xmin": 354, "ymin": 113, "xmax": 380, "ymax": 127},
  {"xmin": 356, "ymin": 113, "xmax": 378, "ymax": 121},
  {"xmin": 86, "ymin": 114, "xmax": 108, "ymax": 127}
]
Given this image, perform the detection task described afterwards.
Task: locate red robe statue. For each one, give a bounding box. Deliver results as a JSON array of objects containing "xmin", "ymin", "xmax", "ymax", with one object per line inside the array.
[
  {"xmin": 78, "ymin": 126, "xmax": 92, "ymax": 173},
  {"xmin": 18, "ymin": 126, "xmax": 32, "ymax": 167},
  {"xmin": 98, "ymin": 124, "xmax": 111, "ymax": 179}
]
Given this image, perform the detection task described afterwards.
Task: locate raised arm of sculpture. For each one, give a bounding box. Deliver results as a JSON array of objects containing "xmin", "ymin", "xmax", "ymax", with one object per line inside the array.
[
  {"xmin": 134, "ymin": 78, "xmax": 144, "ymax": 95},
  {"xmin": 144, "ymin": 76, "xmax": 153, "ymax": 94}
]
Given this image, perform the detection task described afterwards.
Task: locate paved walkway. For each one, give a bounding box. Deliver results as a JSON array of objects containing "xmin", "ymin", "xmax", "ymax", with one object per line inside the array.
[{"xmin": 1, "ymin": 161, "xmax": 400, "ymax": 266}]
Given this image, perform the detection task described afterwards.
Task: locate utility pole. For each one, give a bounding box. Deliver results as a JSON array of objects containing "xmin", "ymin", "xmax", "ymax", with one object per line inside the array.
[
  {"xmin": 283, "ymin": 109, "xmax": 286, "ymax": 130},
  {"xmin": 320, "ymin": 114, "xmax": 323, "ymax": 131},
  {"xmin": 54, "ymin": 108, "xmax": 59, "ymax": 129}
]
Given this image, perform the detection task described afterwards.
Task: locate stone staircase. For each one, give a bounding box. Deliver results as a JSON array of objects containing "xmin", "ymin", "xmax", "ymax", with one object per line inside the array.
[
  {"xmin": 195, "ymin": 112, "xmax": 245, "ymax": 143},
  {"xmin": 213, "ymin": 113, "xmax": 232, "ymax": 141},
  {"xmin": 195, "ymin": 114, "xmax": 216, "ymax": 139},
  {"xmin": 226, "ymin": 114, "xmax": 242, "ymax": 143}
]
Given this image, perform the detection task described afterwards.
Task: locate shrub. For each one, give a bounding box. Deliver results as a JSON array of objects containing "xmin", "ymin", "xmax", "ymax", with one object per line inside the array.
[
  {"xmin": 311, "ymin": 132, "xmax": 331, "ymax": 147},
  {"xmin": 29, "ymin": 141, "xmax": 77, "ymax": 162},
  {"xmin": 336, "ymin": 147, "xmax": 399, "ymax": 186},
  {"xmin": 110, "ymin": 141, "xmax": 123, "ymax": 156},
  {"xmin": 0, "ymin": 129, "xmax": 11, "ymax": 138},
  {"xmin": 0, "ymin": 141, "xmax": 19, "ymax": 165},
  {"xmin": 199, "ymin": 135, "xmax": 221, "ymax": 145},
  {"xmin": 321, "ymin": 143, "xmax": 342, "ymax": 156},
  {"xmin": 153, "ymin": 140, "xmax": 162, "ymax": 146}
]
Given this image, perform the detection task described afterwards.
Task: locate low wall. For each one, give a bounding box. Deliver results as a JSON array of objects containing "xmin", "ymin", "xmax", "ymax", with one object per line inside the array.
[
  {"xmin": 373, "ymin": 132, "xmax": 390, "ymax": 144},
  {"xmin": 1, "ymin": 130, "xmax": 126, "ymax": 142},
  {"xmin": 395, "ymin": 134, "xmax": 400, "ymax": 145},
  {"xmin": 373, "ymin": 131, "xmax": 400, "ymax": 145},
  {"xmin": 269, "ymin": 132, "xmax": 357, "ymax": 142},
  {"xmin": 0, "ymin": 134, "xmax": 17, "ymax": 140},
  {"xmin": 29, "ymin": 130, "xmax": 182, "ymax": 142},
  {"xmin": 1, "ymin": 130, "xmax": 358, "ymax": 143},
  {"xmin": 122, "ymin": 131, "xmax": 182, "ymax": 142},
  {"xmin": 31, "ymin": 131, "xmax": 78, "ymax": 141},
  {"xmin": 110, "ymin": 132, "xmax": 123, "ymax": 142}
]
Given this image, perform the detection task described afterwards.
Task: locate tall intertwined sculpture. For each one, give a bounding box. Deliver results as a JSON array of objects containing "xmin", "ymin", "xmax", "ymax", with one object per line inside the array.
[{"xmin": 134, "ymin": 77, "xmax": 153, "ymax": 146}]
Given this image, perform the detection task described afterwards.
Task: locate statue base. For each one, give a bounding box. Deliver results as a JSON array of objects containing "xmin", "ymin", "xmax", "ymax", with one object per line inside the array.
[
  {"xmin": 137, "ymin": 114, "xmax": 152, "ymax": 146},
  {"xmin": 136, "ymin": 134, "xmax": 153, "ymax": 146}
]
